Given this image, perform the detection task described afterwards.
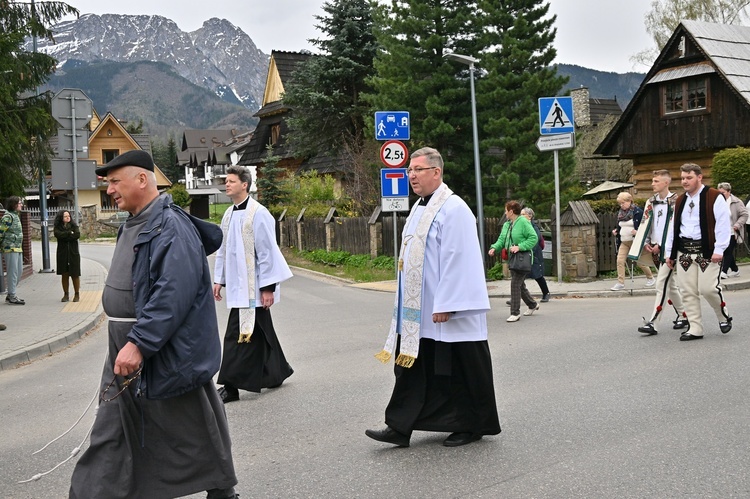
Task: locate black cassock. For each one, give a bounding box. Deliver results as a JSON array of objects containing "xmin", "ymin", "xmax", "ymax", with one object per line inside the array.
[{"xmin": 218, "ymin": 306, "xmax": 293, "ymax": 392}]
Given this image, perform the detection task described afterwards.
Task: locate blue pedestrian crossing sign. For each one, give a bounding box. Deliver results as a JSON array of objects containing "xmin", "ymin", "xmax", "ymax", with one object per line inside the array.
[
  {"xmin": 375, "ymin": 111, "xmax": 410, "ymax": 140},
  {"xmin": 381, "ymin": 168, "xmax": 409, "ymax": 198},
  {"xmin": 538, "ymin": 96, "xmax": 575, "ymax": 135}
]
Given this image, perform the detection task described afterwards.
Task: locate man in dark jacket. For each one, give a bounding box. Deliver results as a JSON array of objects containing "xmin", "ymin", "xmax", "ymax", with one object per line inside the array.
[{"xmin": 69, "ymin": 150, "xmax": 239, "ymax": 499}]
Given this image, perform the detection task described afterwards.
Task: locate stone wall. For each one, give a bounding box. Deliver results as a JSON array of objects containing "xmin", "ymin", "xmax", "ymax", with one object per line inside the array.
[{"xmin": 558, "ymin": 224, "xmax": 598, "ymax": 279}]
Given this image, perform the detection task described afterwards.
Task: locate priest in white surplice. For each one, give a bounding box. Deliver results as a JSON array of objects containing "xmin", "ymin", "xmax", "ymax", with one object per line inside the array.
[
  {"xmin": 366, "ymin": 147, "xmax": 501, "ymax": 448},
  {"xmin": 213, "ymin": 166, "xmax": 294, "ymax": 403}
]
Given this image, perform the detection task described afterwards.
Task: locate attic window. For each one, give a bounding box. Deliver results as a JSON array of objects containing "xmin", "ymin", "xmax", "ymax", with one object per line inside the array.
[
  {"xmin": 271, "ymin": 125, "xmax": 281, "ymax": 145},
  {"xmin": 663, "ymin": 77, "xmax": 708, "ymax": 115}
]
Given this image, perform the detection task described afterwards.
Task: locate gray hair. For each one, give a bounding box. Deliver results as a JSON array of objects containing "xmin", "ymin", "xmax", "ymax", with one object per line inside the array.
[
  {"xmin": 410, "ymin": 147, "xmax": 444, "ymax": 170},
  {"xmin": 226, "ymin": 165, "xmax": 252, "ymax": 192},
  {"xmin": 717, "ymin": 182, "xmax": 732, "ymax": 192},
  {"xmin": 521, "ymin": 207, "xmax": 535, "ymax": 219}
]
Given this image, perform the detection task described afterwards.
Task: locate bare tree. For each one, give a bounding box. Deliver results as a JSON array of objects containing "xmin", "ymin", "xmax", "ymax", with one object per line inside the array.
[{"xmin": 632, "ymin": 0, "xmax": 750, "ymax": 67}]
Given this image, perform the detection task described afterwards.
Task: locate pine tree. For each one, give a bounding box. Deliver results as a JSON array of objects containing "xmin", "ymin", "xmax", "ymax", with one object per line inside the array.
[
  {"xmin": 283, "ymin": 0, "xmax": 378, "ymax": 158},
  {"xmin": 366, "ymin": 0, "xmax": 481, "ymax": 203},
  {"xmin": 256, "ymin": 144, "xmax": 287, "ymax": 208},
  {"xmin": 0, "ymin": 1, "xmax": 79, "ymax": 197},
  {"xmin": 476, "ymin": 0, "xmax": 571, "ymax": 217}
]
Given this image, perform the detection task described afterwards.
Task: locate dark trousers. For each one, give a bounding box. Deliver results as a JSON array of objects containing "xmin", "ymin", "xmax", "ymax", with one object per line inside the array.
[
  {"xmin": 722, "ymin": 236, "xmax": 738, "ymax": 273},
  {"xmin": 535, "ymin": 276, "xmax": 550, "ymax": 296}
]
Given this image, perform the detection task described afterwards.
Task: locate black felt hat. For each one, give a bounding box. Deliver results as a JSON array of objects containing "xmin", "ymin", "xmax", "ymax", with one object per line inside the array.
[{"xmin": 95, "ymin": 150, "xmax": 155, "ymax": 176}]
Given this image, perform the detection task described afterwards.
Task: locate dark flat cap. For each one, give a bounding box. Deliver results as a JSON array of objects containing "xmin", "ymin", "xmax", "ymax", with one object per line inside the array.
[{"xmin": 95, "ymin": 150, "xmax": 155, "ymax": 176}]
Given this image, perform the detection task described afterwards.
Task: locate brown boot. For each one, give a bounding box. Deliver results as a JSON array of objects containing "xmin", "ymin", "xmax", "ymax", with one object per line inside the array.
[
  {"xmin": 72, "ymin": 276, "xmax": 80, "ymax": 302},
  {"xmin": 61, "ymin": 274, "xmax": 70, "ymax": 302}
]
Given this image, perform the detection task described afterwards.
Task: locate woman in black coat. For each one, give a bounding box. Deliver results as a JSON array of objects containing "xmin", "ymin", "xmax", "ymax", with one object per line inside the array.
[
  {"xmin": 521, "ymin": 208, "xmax": 550, "ymax": 303},
  {"xmin": 54, "ymin": 210, "xmax": 81, "ymax": 302}
]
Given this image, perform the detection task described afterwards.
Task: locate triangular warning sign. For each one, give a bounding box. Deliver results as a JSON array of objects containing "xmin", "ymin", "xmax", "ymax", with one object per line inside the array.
[{"xmin": 542, "ymin": 99, "xmax": 573, "ymax": 130}]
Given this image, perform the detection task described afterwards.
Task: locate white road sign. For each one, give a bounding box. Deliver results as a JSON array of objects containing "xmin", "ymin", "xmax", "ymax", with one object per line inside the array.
[
  {"xmin": 536, "ymin": 133, "xmax": 575, "ymax": 152},
  {"xmin": 382, "ymin": 197, "xmax": 410, "ymax": 212}
]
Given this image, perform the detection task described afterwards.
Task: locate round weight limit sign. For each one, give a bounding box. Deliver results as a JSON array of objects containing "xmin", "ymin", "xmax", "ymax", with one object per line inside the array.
[{"xmin": 379, "ymin": 140, "xmax": 409, "ymax": 167}]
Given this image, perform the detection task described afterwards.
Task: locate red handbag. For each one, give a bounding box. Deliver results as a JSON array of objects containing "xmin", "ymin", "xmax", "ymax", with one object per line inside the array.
[{"xmin": 501, "ymin": 248, "xmax": 509, "ymax": 260}]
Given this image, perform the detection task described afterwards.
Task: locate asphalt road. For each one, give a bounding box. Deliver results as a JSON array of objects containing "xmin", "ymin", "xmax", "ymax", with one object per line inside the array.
[{"xmin": 2, "ymin": 247, "xmax": 750, "ymax": 498}]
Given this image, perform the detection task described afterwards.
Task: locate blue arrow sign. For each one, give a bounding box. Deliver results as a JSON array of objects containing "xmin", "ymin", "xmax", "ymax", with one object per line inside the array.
[
  {"xmin": 381, "ymin": 168, "xmax": 409, "ymax": 197},
  {"xmin": 538, "ymin": 97, "xmax": 575, "ymax": 135},
  {"xmin": 375, "ymin": 111, "xmax": 410, "ymax": 140}
]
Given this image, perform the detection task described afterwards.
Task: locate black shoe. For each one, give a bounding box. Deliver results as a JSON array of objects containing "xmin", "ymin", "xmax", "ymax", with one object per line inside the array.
[
  {"xmin": 638, "ymin": 323, "xmax": 657, "ymax": 335},
  {"xmin": 365, "ymin": 427, "xmax": 410, "ymax": 447},
  {"xmin": 443, "ymin": 432, "xmax": 482, "ymax": 447},
  {"xmin": 6, "ymin": 295, "xmax": 24, "ymax": 305},
  {"xmin": 720, "ymin": 318, "xmax": 732, "ymax": 334},
  {"xmin": 540, "ymin": 293, "xmax": 550, "ymax": 303},
  {"xmin": 673, "ymin": 319, "xmax": 688, "ymax": 330},
  {"xmin": 680, "ymin": 333, "xmax": 703, "ymax": 341},
  {"xmin": 506, "ymin": 300, "xmax": 511, "ymax": 306},
  {"xmin": 61, "ymin": 294, "xmax": 69, "ymax": 302},
  {"xmin": 218, "ymin": 386, "xmax": 239, "ymax": 403},
  {"xmin": 0, "ymin": 324, "xmax": 6, "ymax": 331}
]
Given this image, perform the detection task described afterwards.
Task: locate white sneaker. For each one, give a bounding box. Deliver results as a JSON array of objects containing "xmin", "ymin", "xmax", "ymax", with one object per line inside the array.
[
  {"xmin": 610, "ymin": 283, "xmax": 625, "ymax": 291},
  {"xmin": 523, "ymin": 304, "xmax": 540, "ymax": 316},
  {"xmin": 720, "ymin": 272, "xmax": 728, "ymax": 279},
  {"xmin": 506, "ymin": 315, "xmax": 521, "ymax": 322},
  {"xmin": 645, "ymin": 278, "xmax": 656, "ymax": 287},
  {"xmin": 728, "ymin": 269, "xmax": 740, "ymax": 277}
]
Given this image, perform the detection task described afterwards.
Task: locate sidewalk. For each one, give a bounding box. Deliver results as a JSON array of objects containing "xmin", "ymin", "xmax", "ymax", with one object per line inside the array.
[
  {"xmin": 2, "ymin": 250, "xmax": 748, "ymax": 371},
  {"xmin": 351, "ymin": 265, "xmax": 750, "ymax": 297},
  {"xmin": 0, "ymin": 245, "xmax": 106, "ymax": 370}
]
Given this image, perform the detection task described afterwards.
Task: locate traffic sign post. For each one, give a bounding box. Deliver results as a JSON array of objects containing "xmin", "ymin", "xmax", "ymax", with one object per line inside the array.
[
  {"xmin": 379, "ymin": 139, "xmax": 411, "ymax": 277},
  {"xmin": 375, "ymin": 111, "xmax": 410, "ymax": 140},
  {"xmin": 536, "ymin": 96, "xmax": 576, "ymax": 282},
  {"xmin": 539, "ymin": 96, "xmax": 574, "ymax": 135}
]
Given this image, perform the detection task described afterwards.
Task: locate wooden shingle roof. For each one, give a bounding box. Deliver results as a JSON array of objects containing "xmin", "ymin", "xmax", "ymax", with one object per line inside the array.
[
  {"xmin": 596, "ymin": 20, "xmax": 750, "ymax": 155},
  {"xmin": 560, "ymin": 200, "xmax": 600, "ymax": 226}
]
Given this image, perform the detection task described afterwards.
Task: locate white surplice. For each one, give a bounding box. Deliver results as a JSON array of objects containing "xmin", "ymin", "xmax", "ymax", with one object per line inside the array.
[
  {"xmin": 214, "ymin": 198, "xmax": 292, "ymax": 309},
  {"xmin": 397, "ymin": 194, "xmax": 490, "ymax": 343}
]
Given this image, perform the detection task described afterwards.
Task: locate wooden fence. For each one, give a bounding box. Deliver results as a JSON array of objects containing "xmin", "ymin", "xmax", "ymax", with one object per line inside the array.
[{"xmin": 277, "ymin": 207, "xmax": 748, "ymax": 275}]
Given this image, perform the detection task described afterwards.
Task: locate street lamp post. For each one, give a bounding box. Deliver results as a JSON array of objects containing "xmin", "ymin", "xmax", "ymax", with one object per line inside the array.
[{"xmin": 444, "ymin": 52, "xmax": 485, "ymax": 265}]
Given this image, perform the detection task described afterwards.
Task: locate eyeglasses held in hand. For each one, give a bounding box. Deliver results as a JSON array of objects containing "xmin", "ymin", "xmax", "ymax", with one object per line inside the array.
[{"xmin": 101, "ymin": 367, "xmax": 143, "ymax": 402}]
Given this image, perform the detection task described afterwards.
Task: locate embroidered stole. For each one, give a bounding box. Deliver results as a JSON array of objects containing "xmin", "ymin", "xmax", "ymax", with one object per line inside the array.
[
  {"xmin": 375, "ymin": 183, "xmax": 453, "ymax": 368},
  {"xmin": 221, "ymin": 199, "xmax": 260, "ymax": 343}
]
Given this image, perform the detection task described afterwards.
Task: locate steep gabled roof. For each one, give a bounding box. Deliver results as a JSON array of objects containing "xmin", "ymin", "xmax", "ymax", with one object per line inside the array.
[
  {"xmin": 682, "ymin": 19, "xmax": 750, "ymax": 104},
  {"xmin": 261, "ymin": 51, "xmax": 311, "ymax": 107},
  {"xmin": 181, "ymin": 129, "xmax": 237, "ymax": 152},
  {"xmin": 596, "ymin": 20, "xmax": 750, "ymax": 155}
]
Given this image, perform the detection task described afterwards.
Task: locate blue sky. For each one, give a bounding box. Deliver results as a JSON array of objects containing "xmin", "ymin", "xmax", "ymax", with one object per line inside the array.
[{"xmin": 62, "ymin": 0, "xmax": 655, "ymax": 73}]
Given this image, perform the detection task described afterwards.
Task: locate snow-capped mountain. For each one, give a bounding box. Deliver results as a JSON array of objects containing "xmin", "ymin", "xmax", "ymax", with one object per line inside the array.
[{"xmin": 30, "ymin": 13, "xmax": 268, "ymax": 110}]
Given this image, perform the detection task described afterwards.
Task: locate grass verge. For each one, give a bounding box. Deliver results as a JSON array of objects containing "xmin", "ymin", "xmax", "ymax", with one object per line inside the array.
[{"xmin": 282, "ymin": 248, "xmax": 396, "ymax": 283}]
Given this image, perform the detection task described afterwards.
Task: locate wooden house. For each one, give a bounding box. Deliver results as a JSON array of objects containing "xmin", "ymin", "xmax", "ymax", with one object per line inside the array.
[
  {"xmin": 595, "ymin": 20, "xmax": 750, "ymax": 195},
  {"xmin": 237, "ymin": 50, "xmax": 346, "ymax": 192},
  {"xmin": 47, "ymin": 112, "xmax": 171, "ymax": 217}
]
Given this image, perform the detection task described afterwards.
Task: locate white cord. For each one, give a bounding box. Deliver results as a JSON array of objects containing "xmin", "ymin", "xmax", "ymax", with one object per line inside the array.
[
  {"xmin": 18, "ymin": 382, "xmax": 101, "ymax": 483},
  {"xmin": 33, "ymin": 387, "xmax": 98, "ymax": 455}
]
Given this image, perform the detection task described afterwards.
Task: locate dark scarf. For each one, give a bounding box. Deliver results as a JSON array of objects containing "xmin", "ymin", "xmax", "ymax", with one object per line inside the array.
[{"xmin": 617, "ymin": 205, "xmax": 635, "ymax": 223}]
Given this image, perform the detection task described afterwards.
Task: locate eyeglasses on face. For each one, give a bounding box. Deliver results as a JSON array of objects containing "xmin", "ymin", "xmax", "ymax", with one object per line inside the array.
[{"xmin": 406, "ymin": 166, "xmax": 437, "ymax": 175}]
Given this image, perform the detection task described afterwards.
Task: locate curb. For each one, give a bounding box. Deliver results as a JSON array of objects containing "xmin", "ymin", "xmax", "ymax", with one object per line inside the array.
[{"xmin": 0, "ymin": 311, "xmax": 106, "ymax": 371}]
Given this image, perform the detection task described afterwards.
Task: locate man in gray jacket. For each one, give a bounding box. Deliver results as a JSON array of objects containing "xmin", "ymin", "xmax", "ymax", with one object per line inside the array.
[{"xmin": 70, "ymin": 150, "xmax": 238, "ymax": 499}]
